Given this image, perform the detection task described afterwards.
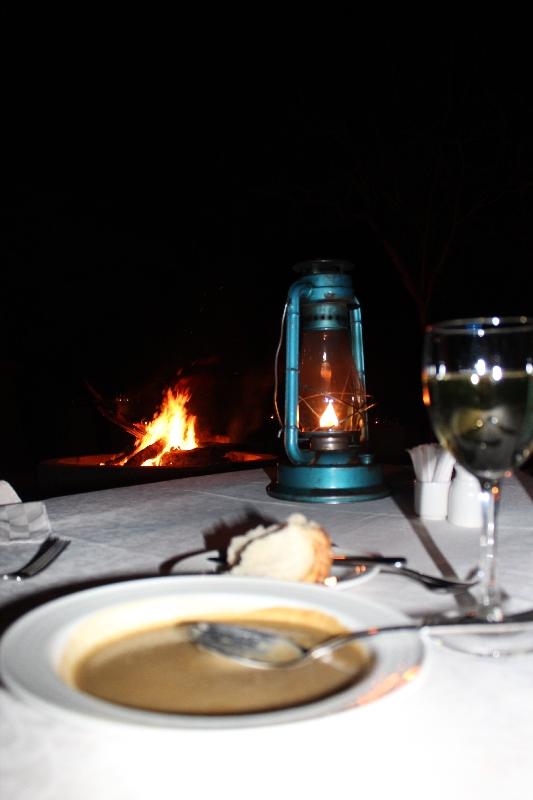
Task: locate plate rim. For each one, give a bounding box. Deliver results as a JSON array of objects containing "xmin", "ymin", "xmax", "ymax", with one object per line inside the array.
[{"xmin": 0, "ymin": 575, "xmax": 425, "ymax": 731}]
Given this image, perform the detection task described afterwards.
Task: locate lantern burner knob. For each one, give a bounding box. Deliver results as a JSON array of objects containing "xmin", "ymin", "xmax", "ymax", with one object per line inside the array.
[{"xmin": 308, "ymin": 431, "xmax": 353, "ymax": 452}]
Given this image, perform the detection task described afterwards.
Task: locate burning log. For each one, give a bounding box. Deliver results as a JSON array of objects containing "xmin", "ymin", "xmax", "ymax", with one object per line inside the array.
[
  {"xmin": 160, "ymin": 445, "xmax": 229, "ymax": 467},
  {"xmin": 104, "ymin": 452, "xmax": 130, "ymax": 466},
  {"xmin": 122, "ymin": 439, "xmax": 166, "ymax": 467},
  {"xmin": 103, "ymin": 442, "xmax": 270, "ymax": 470}
]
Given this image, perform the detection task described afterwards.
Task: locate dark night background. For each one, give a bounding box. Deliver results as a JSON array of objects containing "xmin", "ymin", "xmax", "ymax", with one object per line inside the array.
[{"xmin": 3, "ymin": 37, "xmax": 533, "ymax": 499}]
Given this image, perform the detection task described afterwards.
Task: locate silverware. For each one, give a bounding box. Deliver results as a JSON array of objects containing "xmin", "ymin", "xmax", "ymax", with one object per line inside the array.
[
  {"xmin": 187, "ymin": 612, "xmax": 533, "ymax": 668},
  {"xmin": 208, "ymin": 551, "xmax": 477, "ymax": 592},
  {"xmin": 1, "ymin": 536, "xmax": 71, "ymax": 582},
  {"xmin": 333, "ymin": 554, "xmax": 479, "ymax": 593},
  {"xmin": 333, "ymin": 555, "xmax": 407, "ymax": 567}
]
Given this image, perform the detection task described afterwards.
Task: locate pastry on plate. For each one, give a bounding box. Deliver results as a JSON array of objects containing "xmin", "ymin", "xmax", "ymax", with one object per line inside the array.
[{"xmin": 226, "ymin": 513, "xmax": 332, "ymax": 583}]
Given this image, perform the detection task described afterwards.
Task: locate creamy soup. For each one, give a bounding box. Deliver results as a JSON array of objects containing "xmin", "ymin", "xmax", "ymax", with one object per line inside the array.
[{"xmin": 72, "ymin": 606, "xmax": 372, "ymax": 715}]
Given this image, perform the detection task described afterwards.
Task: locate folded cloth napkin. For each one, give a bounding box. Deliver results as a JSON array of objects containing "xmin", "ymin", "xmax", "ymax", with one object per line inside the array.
[{"xmin": 0, "ymin": 501, "xmax": 52, "ymax": 544}]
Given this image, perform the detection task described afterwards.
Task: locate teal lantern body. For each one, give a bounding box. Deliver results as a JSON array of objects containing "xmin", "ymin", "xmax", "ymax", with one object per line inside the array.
[{"xmin": 267, "ymin": 259, "xmax": 389, "ymax": 502}]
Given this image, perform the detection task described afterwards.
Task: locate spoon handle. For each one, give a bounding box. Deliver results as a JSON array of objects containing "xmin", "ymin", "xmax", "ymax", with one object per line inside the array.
[{"xmin": 308, "ymin": 617, "xmax": 533, "ymax": 661}]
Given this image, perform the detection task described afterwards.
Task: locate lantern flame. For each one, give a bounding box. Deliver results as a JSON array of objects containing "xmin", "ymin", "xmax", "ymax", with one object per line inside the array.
[{"xmin": 319, "ymin": 399, "xmax": 338, "ymax": 428}]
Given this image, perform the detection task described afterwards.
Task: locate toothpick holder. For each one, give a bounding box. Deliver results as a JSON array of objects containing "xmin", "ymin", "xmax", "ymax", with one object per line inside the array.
[{"xmin": 414, "ymin": 480, "xmax": 450, "ymax": 520}]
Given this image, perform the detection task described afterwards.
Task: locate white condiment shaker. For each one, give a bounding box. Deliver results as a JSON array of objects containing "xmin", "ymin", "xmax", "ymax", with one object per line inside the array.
[
  {"xmin": 447, "ymin": 465, "xmax": 483, "ymax": 527},
  {"xmin": 414, "ymin": 480, "xmax": 450, "ymax": 520}
]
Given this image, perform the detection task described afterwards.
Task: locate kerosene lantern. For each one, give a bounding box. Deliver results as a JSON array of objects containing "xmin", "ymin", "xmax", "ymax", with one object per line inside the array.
[{"xmin": 267, "ymin": 259, "xmax": 389, "ymax": 503}]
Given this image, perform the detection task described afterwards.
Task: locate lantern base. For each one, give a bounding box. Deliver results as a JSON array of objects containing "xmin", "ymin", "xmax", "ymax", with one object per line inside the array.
[{"xmin": 266, "ymin": 462, "xmax": 390, "ymax": 503}]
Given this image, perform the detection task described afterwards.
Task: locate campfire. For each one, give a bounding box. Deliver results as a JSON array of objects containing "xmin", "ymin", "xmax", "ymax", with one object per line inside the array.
[
  {"xmin": 99, "ymin": 380, "xmax": 267, "ymax": 469},
  {"xmin": 105, "ymin": 384, "xmax": 200, "ymax": 467},
  {"xmin": 38, "ymin": 375, "xmax": 277, "ymax": 497}
]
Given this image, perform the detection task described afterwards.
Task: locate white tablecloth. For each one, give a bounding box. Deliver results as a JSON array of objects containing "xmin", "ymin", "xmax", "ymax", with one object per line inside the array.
[{"xmin": 1, "ymin": 467, "xmax": 533, "ymax": 800}]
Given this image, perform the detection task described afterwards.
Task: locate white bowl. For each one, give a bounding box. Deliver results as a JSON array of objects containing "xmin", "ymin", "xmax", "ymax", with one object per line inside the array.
[{"xmin": 0, "ymin": 575, "xmax": 425, "ymax": 729}]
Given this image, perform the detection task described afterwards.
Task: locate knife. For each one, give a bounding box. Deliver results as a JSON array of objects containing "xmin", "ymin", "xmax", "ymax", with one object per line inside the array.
[
  {"xmin": 209, "ymin": 553, "xmax": 408, "ymax": 569},
  {"xmin": 332, "ymin": 554, "xmax": 407, "ymax": 567}
]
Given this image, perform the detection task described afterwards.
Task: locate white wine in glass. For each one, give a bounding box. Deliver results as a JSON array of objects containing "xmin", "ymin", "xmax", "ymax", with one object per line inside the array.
[{"xmin": 422, "ymin": 316, "xmax": 533, "ymax": 656}]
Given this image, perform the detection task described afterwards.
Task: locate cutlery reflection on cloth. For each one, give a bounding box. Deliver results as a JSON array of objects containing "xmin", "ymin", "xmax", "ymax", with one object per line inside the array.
[{"xmin": 0, "ymin": 501, "xmax": 52, "ymax": 544}]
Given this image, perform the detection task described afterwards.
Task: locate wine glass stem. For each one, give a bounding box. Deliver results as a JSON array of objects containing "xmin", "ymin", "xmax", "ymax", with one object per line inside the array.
[{"xmin": 479, "ymin": 479, "xmax": 504, "ymax": 621}]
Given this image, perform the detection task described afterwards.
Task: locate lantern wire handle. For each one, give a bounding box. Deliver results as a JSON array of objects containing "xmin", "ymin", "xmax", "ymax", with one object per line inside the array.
[{"xmin": 273, "ymin": 301, "xmax": 288, "ymax": 433}]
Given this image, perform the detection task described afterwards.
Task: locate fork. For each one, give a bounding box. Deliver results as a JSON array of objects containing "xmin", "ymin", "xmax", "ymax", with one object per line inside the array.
[
  {"xmin": 333, "ymin": 555, "xmax": 479, "ymax": 593},
  {"xmin": 1, "ymin": 536, "xmax": 71, "ymax": 582}
]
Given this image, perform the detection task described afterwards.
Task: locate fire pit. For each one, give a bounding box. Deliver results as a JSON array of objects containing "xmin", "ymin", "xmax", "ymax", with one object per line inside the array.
[
  {"xmin": 38, "ymin": 380, "xmax": 277, "ymax": 496},
  {"xmin": 39, "ymin": 444, "xmax": 277, "ymax": 497}
]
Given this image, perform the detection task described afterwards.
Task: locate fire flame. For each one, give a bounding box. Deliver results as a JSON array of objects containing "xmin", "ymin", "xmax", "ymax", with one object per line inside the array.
[
  {"xmin": 319, "ymin": 399, "xmax": 338, "ymax": 428},
  {"xmin": 126, "ymin": 386, "xmax": 198, "ymax": 466}
]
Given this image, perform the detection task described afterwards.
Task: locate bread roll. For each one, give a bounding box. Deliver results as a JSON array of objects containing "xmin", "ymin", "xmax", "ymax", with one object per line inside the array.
[{"xmin": 227, "ymin": 513, "xmax": 332, "ymax": 583}]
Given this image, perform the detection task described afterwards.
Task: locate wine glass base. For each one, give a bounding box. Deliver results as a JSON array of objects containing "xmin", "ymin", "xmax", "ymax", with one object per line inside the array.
[
  {"xmin": 432, "ymin": 596, "xmax": 533, "ymax": 657},
  {"xmin": 434, "ymin": 628, "xmax": 533, "ymax": 658}
]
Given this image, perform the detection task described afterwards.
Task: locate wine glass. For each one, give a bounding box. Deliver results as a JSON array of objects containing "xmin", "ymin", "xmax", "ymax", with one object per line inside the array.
[{"xmin": 422, "ymin": 316, "xmax": 533, "ymax": 656}]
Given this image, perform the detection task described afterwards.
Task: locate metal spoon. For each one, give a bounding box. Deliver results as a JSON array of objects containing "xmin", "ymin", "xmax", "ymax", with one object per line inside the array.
[{"xmin": 187, "ymin": 613, "xmax": 533, "ymax": 669}]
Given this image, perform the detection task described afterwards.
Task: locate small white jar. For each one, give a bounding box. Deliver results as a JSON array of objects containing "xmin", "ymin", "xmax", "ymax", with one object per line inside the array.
[
  {"xmin": 414, "ymin": 480, "xmax": 450, "ymax": 520},
  {"xmin": 447, "ymin": 465, "xmax": 483, "ymax": 527}
]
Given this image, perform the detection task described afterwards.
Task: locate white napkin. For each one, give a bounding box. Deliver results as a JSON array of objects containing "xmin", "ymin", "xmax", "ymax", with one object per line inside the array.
[
  {"xmin": 0, "ymin": 481, "xmax": 52, "ymax": 544},
  {"xmin": 407, "ymin": 444, "xmax": 455, "ymax": 483},
  {"xmin": 0, "ymin": 480, "xmax": 21, "ymax": 504}
]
